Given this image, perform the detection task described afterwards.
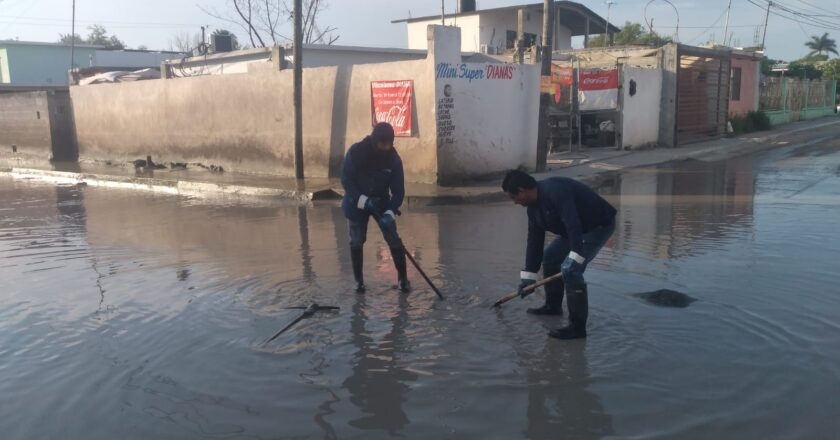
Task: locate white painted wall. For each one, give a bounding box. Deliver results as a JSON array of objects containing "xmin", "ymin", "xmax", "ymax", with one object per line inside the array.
[
  {"xmin": 430, "ymin": 25, "xmax": 539, "ymax": 181},
  {"xmin": 408, "ymin": 8, "xmax": 574, "ymax": 54},
  {"xmin": 407, "ymin": 16, "xmax": 481, "ymax": 52},
  {"xmin": 477, "ymin": 9, "xmax": 545, "ymax": 53},
  {"xmin": 621, "ymin": 67, "xmax": 662, "ymax": 149},
  {"xmin": 554, "ymin": 25, "xmax": 572, "ymax": 50}
]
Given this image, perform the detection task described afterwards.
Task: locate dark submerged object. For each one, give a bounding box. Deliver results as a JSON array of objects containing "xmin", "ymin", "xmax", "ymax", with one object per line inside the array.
[
  {"xmin": 633, "ymin": 289, "xmax": 697, "ymax": 308},
  {"xmin": 262, "ymin": 303, "xmax": 339, "ymax": 346}
]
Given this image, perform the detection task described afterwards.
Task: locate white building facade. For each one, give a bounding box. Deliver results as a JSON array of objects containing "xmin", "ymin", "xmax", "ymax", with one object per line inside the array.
[{"xmin": 394, "ymin": 1, "xmax": 617, "ymax": 54}]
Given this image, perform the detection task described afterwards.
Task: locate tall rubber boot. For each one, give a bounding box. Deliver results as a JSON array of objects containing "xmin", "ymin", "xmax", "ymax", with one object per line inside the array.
[
  {"xmin": 527, "ymin": 277, "xmax": 564, "ymax": 315},
  {"xmin": 391, "ymin": 247, "xmax": 411, "ymax": 293},
  {"xmin": 351, "ymin": 247, "xmax": 365, "ymax": 293},
  {"xmin": 549, "ymin": 283, "xmax": 588, "ymax": 340}
]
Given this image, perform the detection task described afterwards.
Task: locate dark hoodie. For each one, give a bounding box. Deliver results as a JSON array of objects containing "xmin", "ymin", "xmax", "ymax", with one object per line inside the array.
[{"xmin": 340, "ymin": 136, "xmax": 405, "ymax": 220}]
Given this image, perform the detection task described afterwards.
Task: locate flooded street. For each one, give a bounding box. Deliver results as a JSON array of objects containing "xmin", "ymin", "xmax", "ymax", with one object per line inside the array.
[{"xmin": 2, "ymin": 137, "xmax": 839, "ymax": 439}]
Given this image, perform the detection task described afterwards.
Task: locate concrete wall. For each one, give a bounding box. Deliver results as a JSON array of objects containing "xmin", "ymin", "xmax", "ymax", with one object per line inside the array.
[
  {"xmin": 622, "ymin": 67, "xmax": 662, "ymax": 150},
  {"xmin": 0, "ymin": 91, "xmax": 52, "ymax": 157},
  {"xmin": 430, "ymin": 26, "xmax": 539, "ymax": 182},
  {"xmin": 302, "ymin": 45, "xmax": 427, "ymax": 67},
  {"xmin": 728, "ymin": 56, "xmax": 760, "ymax": 117},
  {"xmin": 71, "ymin": 25, "xmax": 538, "ymax": 184},
  {"xmin": 72, "ymin": 58, "xmax": 440, "ymax": 182}
]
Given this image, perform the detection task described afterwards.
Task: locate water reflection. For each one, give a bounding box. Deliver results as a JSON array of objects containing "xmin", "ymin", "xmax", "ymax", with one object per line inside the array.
[
  {"xmin": 523, "ymin": 341, "xmax": 613, "ymax": 440},
  {"xmin": 595, "ymin": 158, "xmax": 758, "ymax": 274},
  {"xmin": 343, "ymin": 294, "xmax": 417, "ymax": 433}
]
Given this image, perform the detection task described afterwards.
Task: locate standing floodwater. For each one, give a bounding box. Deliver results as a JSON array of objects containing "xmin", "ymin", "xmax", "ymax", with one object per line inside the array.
[{"xmin": 1, "ymin": 138, "xmax": 839, "ymax": 439}]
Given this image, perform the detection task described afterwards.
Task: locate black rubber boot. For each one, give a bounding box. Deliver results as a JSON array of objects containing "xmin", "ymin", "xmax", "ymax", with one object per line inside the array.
[
  {"xmin": 391, "ymin": 247, "xmax": 411, "ymax": 293},
  {"xmin": 527, "ymin": 276, "xmax": 564, "ymax": 315},
  {"xmin": 549, "ymin": 283, "xmax": 588, "ymax": 340},
  {"xmin": 351, "ymin": 247, "xmax": 365, "ymax": 293}
]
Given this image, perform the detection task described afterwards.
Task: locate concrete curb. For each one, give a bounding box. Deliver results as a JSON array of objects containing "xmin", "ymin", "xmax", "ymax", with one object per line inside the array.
[{"xmin": 1, "ymin": 168, "xmax": 342, "ymax": 202}]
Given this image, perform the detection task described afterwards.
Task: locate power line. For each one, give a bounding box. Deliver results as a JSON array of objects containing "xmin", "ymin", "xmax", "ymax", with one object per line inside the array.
[
  {"xmin": 686, "ymin": 8, "xmax": 728, "ymax": 44},
  {"xmin": 0, "ymin": 15, "xmax": 209, "ymax": 28},
  {"xmin": 745, "ymin": 0, "xmax": 840, "ymax": 31},
  {"xmin": 770, "ymin": 0, "xmax": 840, "ymax": 28}
]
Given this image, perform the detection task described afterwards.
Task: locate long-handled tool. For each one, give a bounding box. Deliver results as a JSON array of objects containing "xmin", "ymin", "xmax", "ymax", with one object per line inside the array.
[
  {"xmin": 403, "ymin": 249, "xmax": 445, "ymax": 300},
  {"xmin": 372, "ymin": 211, "xmax": 445, "ymax": 300},
  {"xmin": 263, "ymin": 303, "xmax": 339, "ymax": 346},
  {"xmin": 491, "ymin": 272, "xmax": 563, "ymax": 308}
]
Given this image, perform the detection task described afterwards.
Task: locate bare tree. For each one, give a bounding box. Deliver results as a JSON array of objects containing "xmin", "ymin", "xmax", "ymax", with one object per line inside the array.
[
  {"xmin": 199, "ymin": 0, "xmax": 338, "ymax": 48},
  {"xmin": 169, "ymin": 31, "xmax": 201, "ymax": 52}
]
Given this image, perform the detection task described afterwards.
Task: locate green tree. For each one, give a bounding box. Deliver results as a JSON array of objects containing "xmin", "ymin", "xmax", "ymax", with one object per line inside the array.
[
  {"xmin": 761, "ymin": 57, "xmax": 786, "ymax": 75},
  {"xmin": 805, "ymin": 33, "xmax": 838, "ymax": 57},
  {"xmin": 58, "ymin": 33, "xmax": 84, "ymax": 45},
  {"xmin": 588, "ymin": 21, "xmax": 672, "ymax": 48},
  {"xmin": 819, "ymin": 58, "xmax": 840, "ymax": 80},
  {"xmin": 787, "ymin": 61, "xmax": 823, "ymax": 79},
  {"xmin": 58, "ymin": 25, "xmax": 125, "ymax": 49}
]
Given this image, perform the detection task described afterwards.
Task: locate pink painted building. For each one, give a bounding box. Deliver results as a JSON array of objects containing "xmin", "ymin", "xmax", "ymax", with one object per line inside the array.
[{"xmin": 728, "ymin": 49, "xmax": 763, "ymax": 116}]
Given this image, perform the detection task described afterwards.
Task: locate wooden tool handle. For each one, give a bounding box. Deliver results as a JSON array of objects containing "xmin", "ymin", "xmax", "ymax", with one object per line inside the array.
[{"xmin": 492, "ymin": 272, "xmax": 564, "ymax": 308}]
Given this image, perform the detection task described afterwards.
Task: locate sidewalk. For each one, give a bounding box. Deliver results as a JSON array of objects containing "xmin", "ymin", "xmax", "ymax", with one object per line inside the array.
[{"xmin": 2, "ymin": 116, "xmax": 838, "ymax": 205}]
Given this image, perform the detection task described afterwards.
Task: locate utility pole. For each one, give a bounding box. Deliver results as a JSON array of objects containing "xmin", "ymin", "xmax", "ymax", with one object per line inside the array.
[
  {"xmin": 723, "ymin": 0, "xmax": 732, "ymax": 46},
  {"xmin": 70, "ymin": 0, "xmax": 76, "ymax": 76},
  {"xmin": 441, "ymin": 0, "xmax": 445, "ymax": 25},
  {"xmin": 606, "ymin": 1, "xmax": 616, "ymax": 46},
  {"xmin": 536, "ymin": 0, "xmax": 554, "ymax": 172},
  {"xmin": 761, "ymin": 1, "xmax": 772, "ymax": 50},
  {"xmin": 293, "ymin": 0, "xmax": 304, "ymax": 179}
]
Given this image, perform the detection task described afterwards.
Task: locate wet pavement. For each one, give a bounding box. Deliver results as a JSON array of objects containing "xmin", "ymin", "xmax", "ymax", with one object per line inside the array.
[{"xmin": 2, "ymin": 133, "xmax": 839, "ymax": 439}]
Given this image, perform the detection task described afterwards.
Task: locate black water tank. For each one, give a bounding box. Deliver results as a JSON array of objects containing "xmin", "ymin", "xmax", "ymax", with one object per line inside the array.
[{"xmin": 460, "ymin": 0, "xmax": 476, "ymax": 12}]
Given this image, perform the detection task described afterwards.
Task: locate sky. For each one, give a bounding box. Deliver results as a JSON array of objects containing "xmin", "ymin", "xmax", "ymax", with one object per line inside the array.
[{"xmin": 1, "ymin": 0, "xmax": 838, "ymax": 61}]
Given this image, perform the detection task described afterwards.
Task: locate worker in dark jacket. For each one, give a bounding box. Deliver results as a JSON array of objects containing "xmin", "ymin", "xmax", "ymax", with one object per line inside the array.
[
  {"xmin": 502, "ymin": 170, "xmax": 616, "ymax": 340},
  {"xmin": 341, "ymin": 122, "xmax": 409, "ymax": 294}
]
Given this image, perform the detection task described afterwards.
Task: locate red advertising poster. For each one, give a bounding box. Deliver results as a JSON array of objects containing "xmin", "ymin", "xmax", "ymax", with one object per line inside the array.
[
  {"xmin": 371, "ymin": 80, "xmax": 414, "ymax": 136},
  {"xmin": 552, "ymin": 65, "xmax": 573, "ymax": 86},
  {"xmin": 578, "ymin": 69, "xmax": 619, "ymax": 110},
  {"xmin": 578, "ymin": 69, "xmax": 619, "ymax": 91}
]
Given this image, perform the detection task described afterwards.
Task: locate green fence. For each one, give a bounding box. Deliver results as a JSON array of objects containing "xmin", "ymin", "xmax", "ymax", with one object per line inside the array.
[{"xmin": 760, "ymin": 77, "xmax": 837, "ymax": 126}]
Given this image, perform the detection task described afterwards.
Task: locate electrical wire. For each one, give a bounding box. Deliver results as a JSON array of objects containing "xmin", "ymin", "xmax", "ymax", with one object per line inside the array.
[
  {"xmin": 686, "ymin": 7, "xmax": 728, "ymax": 44},
  {"xmin": 744, "ymin": 0, "xmax": 840, "ymax": 31}
]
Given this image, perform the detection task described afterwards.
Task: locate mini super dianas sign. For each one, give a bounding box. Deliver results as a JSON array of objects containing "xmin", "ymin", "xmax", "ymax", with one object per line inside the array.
[{"xmin": 371, "ymin": 80, "xmax": 414, "ymax": 136}]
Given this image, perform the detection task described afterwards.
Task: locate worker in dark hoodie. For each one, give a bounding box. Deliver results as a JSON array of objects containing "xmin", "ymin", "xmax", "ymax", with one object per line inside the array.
[
  {"xmin": 341, "ymin": 122, "xmax": 410, "ymax": 294},
  {"xmin": 502, "ymin": 170, "xmax": 616, "ymax": 340}
]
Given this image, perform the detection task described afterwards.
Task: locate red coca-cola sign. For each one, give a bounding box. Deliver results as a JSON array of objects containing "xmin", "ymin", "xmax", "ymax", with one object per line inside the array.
[
  {"xmin": 579, "ymin": 69, "xmax": 619, "ymax": 91},
  {"xmin": 371, "ymin": 80, "xmax": 414, "ymax": 137}
]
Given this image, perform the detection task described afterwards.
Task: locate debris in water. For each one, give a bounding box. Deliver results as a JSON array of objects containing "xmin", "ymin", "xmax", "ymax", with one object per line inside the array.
[{"xmin": 633, "ymin": 289, "xmax": 697, "ymax": 308}]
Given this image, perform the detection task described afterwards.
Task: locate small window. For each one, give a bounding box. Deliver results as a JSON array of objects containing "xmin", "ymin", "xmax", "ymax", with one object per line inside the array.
[{"xmin": 731, "ymin": 67, "xmax": 742, "ymax": 101}]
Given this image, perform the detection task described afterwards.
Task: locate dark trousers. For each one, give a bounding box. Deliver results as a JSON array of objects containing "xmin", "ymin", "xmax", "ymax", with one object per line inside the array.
[
  {"xmin": 541, "ymin": 219, "xmax": 615, "ymax": 308},
  {"xmin": 348, "ymin": 214, "xmax": 402, "ymax": 250}
]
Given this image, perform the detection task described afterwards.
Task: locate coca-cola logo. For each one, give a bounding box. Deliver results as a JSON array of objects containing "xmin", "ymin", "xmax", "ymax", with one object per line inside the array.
[
  {"xmin": 583, "ymin": 77, "xmax": 610, "ymax": 85},
  {"xmin": 375, "ymin": 106, "xmax": 407, "ymax": 128}
]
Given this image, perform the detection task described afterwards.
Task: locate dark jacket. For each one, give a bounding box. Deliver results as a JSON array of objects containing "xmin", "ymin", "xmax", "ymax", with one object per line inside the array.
[
  {"xmin": 525, "ymin": 177, "xmax": 616, "ymax": 272},
  {"xmin": 341, "ymin": 136, "xmax": 405, "ymax": 220}
]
